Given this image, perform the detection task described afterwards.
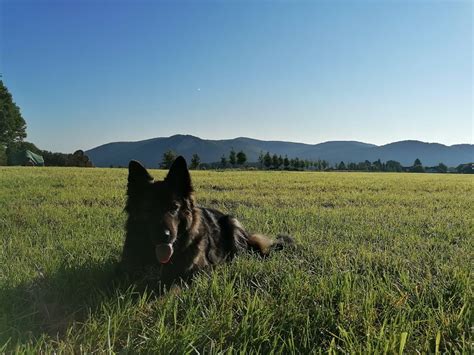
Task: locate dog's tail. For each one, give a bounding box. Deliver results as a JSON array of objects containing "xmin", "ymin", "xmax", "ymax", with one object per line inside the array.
[{"xmin": 247, "ymin": 233, "xmax": 295, "ymax": 256}]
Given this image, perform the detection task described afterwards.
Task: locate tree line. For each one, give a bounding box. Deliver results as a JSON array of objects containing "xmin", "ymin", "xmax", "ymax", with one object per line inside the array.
[
  {"xmin": 0, "ymin": 80, "xmax": 93, "ymax": 167},
  {"xmin": 160, "ymin": 148, "xmax": 249, "ymax": 170},
  {"xmin": 160, "ymin": 149, "xmax": 472, "ymax": 174},
  {"xmin": 332, "ymin": 158, "xmax": 449, "ymax": 173},
  {"xmin": 5, "ymin": 141, "xmax": 93, "ymax": 167},
  {"xmin": 257, "ymin": 152, "xmax": 329, "ymax": 171},
  {"xmin": 332, "ymin": 159, "xmax": 471, "ymax": 174}
]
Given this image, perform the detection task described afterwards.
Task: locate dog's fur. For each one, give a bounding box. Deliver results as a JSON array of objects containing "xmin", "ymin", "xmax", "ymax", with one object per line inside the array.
[{"xmin": 118, "ymin": 156, "xmax": 293, "ymax": 285}]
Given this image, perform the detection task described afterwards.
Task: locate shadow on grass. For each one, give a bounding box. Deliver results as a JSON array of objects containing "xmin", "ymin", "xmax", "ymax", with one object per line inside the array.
[
  {"xmin": 0, "ymin": 259, "xmax": 158, "ymax": 346},
  {"xmin": 0, "ymin": 246, "xmax": 305, "ymax": 349}
]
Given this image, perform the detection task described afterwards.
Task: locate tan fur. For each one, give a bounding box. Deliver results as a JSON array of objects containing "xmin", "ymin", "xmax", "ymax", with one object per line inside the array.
[{"xmin": 247, "ymin": 233, "xmax": 275, "ymax": 255}]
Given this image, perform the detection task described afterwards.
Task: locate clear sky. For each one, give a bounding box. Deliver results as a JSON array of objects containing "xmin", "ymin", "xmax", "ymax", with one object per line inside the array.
[{"xmin": 0, "ymin": 0, "xmax": 472, "ymax": 152}]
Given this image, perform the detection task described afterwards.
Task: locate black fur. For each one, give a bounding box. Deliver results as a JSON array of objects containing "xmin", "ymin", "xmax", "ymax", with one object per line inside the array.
[{"xmin": 118, "ymin": 156, "xmax": 293, "ymax": 285}]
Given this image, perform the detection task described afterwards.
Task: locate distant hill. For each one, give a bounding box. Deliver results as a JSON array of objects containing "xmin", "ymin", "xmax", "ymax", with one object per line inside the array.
[{"xmin": 85, "ymin": 135, "xmax": 473, "ymax": 167}]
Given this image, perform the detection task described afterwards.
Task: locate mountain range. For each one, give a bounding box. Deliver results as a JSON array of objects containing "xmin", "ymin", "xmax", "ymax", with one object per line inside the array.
[{"xmin": 85, "ymin": 135, "xmax": 473, "ymax": 168}]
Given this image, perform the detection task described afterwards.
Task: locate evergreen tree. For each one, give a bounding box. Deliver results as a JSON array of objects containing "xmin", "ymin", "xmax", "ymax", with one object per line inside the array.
[
  {"xmin": 278, "ymin": 155, "xmax": 283, "ymax": 167},
  {"xmin": 258, "ymin": 151, "xmax": 264, "ymax": 168},
  {"xmin": 220, "ymin": 154, "xmax": 227, "ymax": 168},
  {"xmin": 316, "ymin": 159, "xmax": 322, "ymax": 171},
  {"xmin": 411, "ymin": 158, "xmax": 424, "ymax": 173},
  {"xmin": 160, "ymin": 150, "xmax": 177, "ymax": 169},
  {"xmin": 292, "ymin": 157, "xmax": 300, "ymax": 170},
  {"xmin": 236, "ymin": 150, "xmax": 247, "ymax": 166},
  {"xmin": 190, "ymin": 153, "xmax": 201, "ymax": 169},
  {"xmin": 263, "ymin": 152, "xmax": 272, "ymax": 169},
  {"xmin": 0, "ymin": 80, "xmax": 27, "ymax": 147},
  {"xmin": 272, "ymin": 154, "xmax": 279, "ymax": 169},
  {"xmin": 364, "ymin": 160, "xmax": 372, "ymax": 171},
  {"xmin": 372, "ymin": 159, "xmax": 383, "ymax": 171},
  {"xmin": 283, "ymin": 155, "xmax": 290, "ymax": 169},
  {"xmin": 229, "ymin": 148, "xmax": 236, "ymax": 167},
  {"xmin": 348, "ymin": 162, "xmax": 357, "ymax": 170},
  {"xmin": 337, "ymin": 161, "xmax": 346, "ymax": 170}
]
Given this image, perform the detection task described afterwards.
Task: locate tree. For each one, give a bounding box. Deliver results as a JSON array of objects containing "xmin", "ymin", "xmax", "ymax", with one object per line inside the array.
[
  {"xmin": 190, "ymin": 153, "xmax": 201, "ymax": 170},
  {"xmin": 337, "ymin": 161, "xmax": 346, "ymax": 170},
  {"xmin": 315, "ymin": 159, "xmax": 322, "ymax": 171},
  {"xmin": 41, "ymin": 150, "xmax": 67, "ymax": 166},
  {"xmin": 263, "ymin": 152, "xmax": 272, "ymax": 169},
  {"xmin": 236, "ymin": 150, "xmax": 247, "ymax": 166},
  {"xmin": 436, "ymin": 163, "xmax": 448, "ymax": 173},
  {"xmin": 292, "ymin": 157, "xmax": 300, "ymax": 170},
  {"xmin": 321, "ymin": 160, "xmax": 328, "ymax": 170},
  {"xmin": 278, "ymin": 155, "xmax": 284, "ymax": 167},
  {"xmin": 385, "ymin": 160, "xmax": 402, "ymax": 172},
  {"xmin": 258, "ymin": 151, "xmax": 264, "ymax": 168},
  {"xmin": 362, "ymin": 160, "xmax": 371, "ymax": 171},
  {"xmin": 283, "ymin": 155, "xmax": 290, "ymax": 169},
  {"xmin": 220, "ymin": 154, "xmax": 227, "ymax": 168},
  {"xmin": 411, "ymin": 158, "xmax": 424, "ymax": 173},
  {"xmin": 229, "ymin": 148, "xmax": 236, "ymax": 167},
  {"xmin": 372, "ymin": 159, "xmax": 382, "ymax": 171},
  {"xmin": 160, "ymin": 150, "xmax": 177, "ymax": 169},
  {"xmin": 0, "ymin": 80, "xmax": 27, "ymax": 147},
  {"xmin": 456, "ymin": 163, "xmax": 473, "ymax": 174},
  {"xmin": 67, "ymin": 150, "xmax": 93, "ymax": 167},
  {"xmin": 272, "ymin": 154, "xmax": 279, "ymax": 169},
  {"xmin": 0, "ymin": 145, "xmax": 6, "ymax": 165}
]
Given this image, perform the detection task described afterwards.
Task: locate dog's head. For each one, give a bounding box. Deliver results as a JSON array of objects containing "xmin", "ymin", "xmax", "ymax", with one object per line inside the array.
[{"xmin": 126, "ymin": 156, "xmax": 195, "ymax": 264}]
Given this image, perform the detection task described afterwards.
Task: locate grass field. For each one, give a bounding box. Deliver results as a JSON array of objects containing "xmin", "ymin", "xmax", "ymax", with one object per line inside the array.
[{"xmin": 0, "ymin": 167, "xmax": 472, "ymax": 353}]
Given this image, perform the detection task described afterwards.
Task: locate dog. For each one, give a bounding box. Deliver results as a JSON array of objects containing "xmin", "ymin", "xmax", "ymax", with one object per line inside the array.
[{"xmin": 118, "ymin": 156, "xmax": 293, "ymax": 286}]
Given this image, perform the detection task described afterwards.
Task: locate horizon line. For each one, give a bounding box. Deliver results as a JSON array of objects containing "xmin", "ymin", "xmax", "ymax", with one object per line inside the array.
[{"xmin": 85, "ymin": 133, "xmax": 473, "ymax": 151}]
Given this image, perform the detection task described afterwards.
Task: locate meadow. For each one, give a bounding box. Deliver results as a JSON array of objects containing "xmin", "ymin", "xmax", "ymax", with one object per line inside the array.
[{"xmin": 0, "ymin": 167, "xmax": 472, "ymax": 353}]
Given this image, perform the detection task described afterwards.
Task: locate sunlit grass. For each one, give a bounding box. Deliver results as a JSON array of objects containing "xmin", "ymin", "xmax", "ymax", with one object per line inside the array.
[{"xmin": 0, "ymin": 167, "xmax": 472, "ymax": 352}]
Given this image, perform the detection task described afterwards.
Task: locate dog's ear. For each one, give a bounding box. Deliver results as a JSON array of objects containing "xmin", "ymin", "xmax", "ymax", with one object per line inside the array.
[
  {"xmin": 128, "ymin": 160, "xmax": 153, "ymax": 190},
  {"xmin": 165, "ymin": 156, "xmax": 193, "ymax": 197}
]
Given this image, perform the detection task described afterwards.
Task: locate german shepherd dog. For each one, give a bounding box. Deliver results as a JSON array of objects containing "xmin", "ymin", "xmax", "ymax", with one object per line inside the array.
[{"xmin": 118, "ymin": 156, "xmax": 293, "ymax": 286}]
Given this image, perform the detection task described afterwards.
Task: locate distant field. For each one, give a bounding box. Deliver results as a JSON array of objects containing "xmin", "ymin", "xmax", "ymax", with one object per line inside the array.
[{"xmin": 0, "ymin": 167, "xmax": 472, "ymax": 353}]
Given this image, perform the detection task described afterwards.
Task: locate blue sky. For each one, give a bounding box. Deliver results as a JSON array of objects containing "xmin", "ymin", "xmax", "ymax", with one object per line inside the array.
[{"xmin": 1, "ymin": 0, "xmax": 472, "ymax": 152}]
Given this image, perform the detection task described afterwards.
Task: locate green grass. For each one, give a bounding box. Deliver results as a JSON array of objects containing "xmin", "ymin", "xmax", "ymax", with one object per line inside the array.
[{"xmin": 0, "ymin": 167, "xmax": 472, "ymax": 353}]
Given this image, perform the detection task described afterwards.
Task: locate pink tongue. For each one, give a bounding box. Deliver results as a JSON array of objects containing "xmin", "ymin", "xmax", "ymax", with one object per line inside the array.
[{"xmin": 156, "ymin": 243, "xmax": 173, "ymax": 264}]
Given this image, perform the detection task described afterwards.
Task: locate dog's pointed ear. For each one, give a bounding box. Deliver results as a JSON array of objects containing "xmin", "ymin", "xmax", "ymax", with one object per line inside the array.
[
  {"xmin": 165, "ymin": 156, "xmax": 193, "ymax": 197},
  {"xmin": 128, "ymin": 160, "xmax": 153, "ymax": 189}
]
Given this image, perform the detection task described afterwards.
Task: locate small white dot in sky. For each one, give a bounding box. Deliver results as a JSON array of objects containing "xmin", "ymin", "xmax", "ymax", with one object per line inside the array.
[{"xmin": 197, "ymin": 88, "xmax": 201, "ymax": 91}]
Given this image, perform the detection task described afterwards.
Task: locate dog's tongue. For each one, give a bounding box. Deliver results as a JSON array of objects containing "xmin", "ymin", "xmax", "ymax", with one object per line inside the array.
[{"xmin": 156, "ymin": 243, "xmax": 173, "ymax": 264}]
